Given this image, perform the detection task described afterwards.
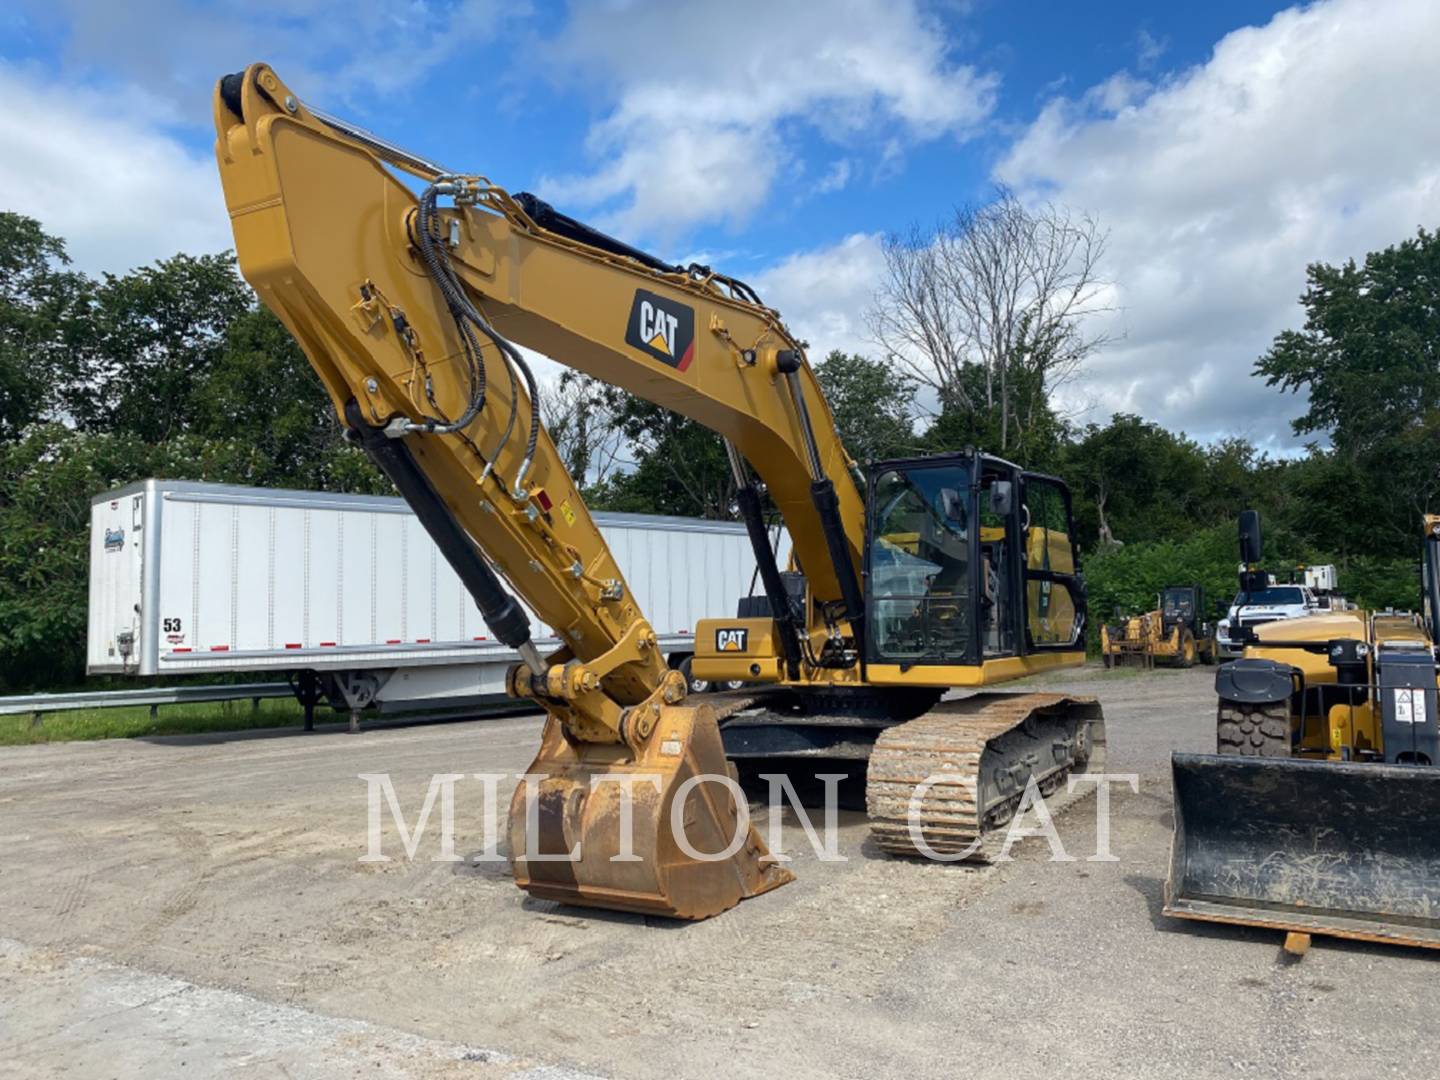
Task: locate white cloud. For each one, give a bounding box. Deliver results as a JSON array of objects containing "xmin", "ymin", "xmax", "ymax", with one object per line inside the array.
[
  {"xmin": 752, "ymin": 233, "xmax": 885, "ymax": 362},
  {"xmin": 538, "ymin": 0, "xmax": 996, "ymax": 240},
  {"xmin": 813, "ymin": 159, "xmax": 854, "ymax": 196},
  {"xmin": 1136, "ymin": 29, "xmax": 1168, "ymax": 71},
  {"xmin": 0, "ymin": 63, "xmax": 230, "ymax": 274},
  {"xmin": 997, "ymin": 0, "xmax": 1440, "ymax": 446}
]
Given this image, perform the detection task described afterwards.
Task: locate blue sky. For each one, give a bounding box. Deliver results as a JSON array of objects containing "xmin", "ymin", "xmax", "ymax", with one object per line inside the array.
[{"xmin": 2, "ymin": 0, "xmax": 1436, "ymax": 445}]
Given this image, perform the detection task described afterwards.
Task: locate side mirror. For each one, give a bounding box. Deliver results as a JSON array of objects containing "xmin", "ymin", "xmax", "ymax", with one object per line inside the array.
[
  {"xmin": 990, "ymin": 481, "xmax": 1013, "ymax": 518},
  {"xmin": 1238, "ymin": 509, "xmax": 1262, "ymax": 565},
  {"xmin": 1239, "ymin": 569, "xmax": 1270, "ymax": 593}
]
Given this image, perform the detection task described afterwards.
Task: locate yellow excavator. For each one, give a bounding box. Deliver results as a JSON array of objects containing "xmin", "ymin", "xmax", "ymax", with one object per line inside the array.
[
  {"xmin": 1166, "ymin": 512, "xmax": 1440, "ymax": 950},
  {"xmin": 213, "ymin": 63, "xmax": 1105, "ymax": 920}
]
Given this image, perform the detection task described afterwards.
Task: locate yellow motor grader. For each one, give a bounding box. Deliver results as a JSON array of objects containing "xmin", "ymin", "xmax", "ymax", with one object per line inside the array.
[
  {"xmin": 1100, "ymin": 585, "xmax": 1217, "ymax": 668},
  {"xmin": 1166, "ymin": 512, "xmax": 1440, "ymax": 951}
]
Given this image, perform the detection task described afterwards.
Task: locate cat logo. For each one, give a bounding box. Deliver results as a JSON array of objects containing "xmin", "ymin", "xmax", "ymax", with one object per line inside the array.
[
  {"xmin": 715, "ymin": 627, "xmax": 749, "ymax": 653},
  {"xmin": 625, "ymin": 288, "xmax": 696, "ymax": 370}
]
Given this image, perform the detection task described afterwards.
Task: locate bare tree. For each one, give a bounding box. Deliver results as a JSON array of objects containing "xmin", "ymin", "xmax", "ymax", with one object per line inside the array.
[
  {"xmin": 537, "ymin": 371, "xmax": 624, "ymax": 487},
  {"xmin": 868, "ymin": 186, "xmax": 1112, "ymax": 451}
]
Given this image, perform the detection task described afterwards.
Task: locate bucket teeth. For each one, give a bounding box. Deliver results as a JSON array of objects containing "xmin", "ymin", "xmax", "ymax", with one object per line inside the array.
[{"xmin": 509, "ymin": 704, "xmax": 793, "ymax": 920}]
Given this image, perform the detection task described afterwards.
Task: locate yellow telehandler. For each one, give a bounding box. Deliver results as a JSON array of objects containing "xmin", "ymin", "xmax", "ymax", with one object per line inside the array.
[{"xmin": 1166, "ymin": 511, "xmax": 1440, "ymax": 950}]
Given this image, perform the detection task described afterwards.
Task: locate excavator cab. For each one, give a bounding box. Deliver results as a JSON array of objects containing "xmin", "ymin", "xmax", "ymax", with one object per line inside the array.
[{"xmin": 864, "ymin": 453, "xmax": 1086, "ymax": 682}]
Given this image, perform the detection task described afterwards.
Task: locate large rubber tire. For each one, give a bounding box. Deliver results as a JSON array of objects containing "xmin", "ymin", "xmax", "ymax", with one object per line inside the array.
[
  {"xmin": 678, "ymin": 656, "xmax": 710, "ymax": 695},
  {"xmin": 1216, "ymin": 699, "xmax": 1291, "ymax": 756},
  {"xmin": 1176, "ymin": 630, "xmax": 1197, "ymax": 669},
  {"xmin": 1103, "ymin": 652, "xmax": 1114, "ymax": 670}
]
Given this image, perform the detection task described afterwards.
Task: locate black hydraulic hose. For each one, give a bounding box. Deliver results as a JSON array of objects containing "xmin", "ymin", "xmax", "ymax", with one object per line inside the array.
[
  {"xmin": 414, "ymin": 185, "xmax": 541, "ymax": 495},
  {"xmin": 735, "ymin": 485, "xmax": 803, "ymax": 681},
  {"xmin": 810, "ymin": 478, "xmax": 867, "ymax": 658},
  {"xmin": 344, "ymin": 400, "xmax": 533, "ymax": 654}
]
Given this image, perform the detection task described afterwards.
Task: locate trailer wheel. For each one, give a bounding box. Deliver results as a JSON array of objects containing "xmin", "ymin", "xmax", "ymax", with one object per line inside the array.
[
  {"xmin": 1216, "ymin": 700, "xmax": 1290, "ymax": 757},
  {"xmin": 679, "ymin": 656, "xmax": 711, "ymax": 695}
]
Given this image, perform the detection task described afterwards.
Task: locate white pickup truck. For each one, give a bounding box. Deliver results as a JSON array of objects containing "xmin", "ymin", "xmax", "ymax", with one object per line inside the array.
[{"xmin": 1215, "ymin": 583, "xmax": 1323, "ymax": 658}]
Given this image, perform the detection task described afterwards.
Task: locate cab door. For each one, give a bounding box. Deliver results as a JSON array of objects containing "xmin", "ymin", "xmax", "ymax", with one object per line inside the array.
[{"xmin": 1020, "ymin": 472, "xmax": 1085, "ymax": 651}]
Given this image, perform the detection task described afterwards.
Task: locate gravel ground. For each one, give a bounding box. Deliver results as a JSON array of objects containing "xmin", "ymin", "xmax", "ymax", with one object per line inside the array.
[{"xmin": 0, "ymin": 664, "xmax": 1435, "ymax": 1078}]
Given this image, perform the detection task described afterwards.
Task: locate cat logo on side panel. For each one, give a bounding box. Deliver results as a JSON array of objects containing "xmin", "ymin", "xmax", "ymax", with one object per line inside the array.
[
  {"xmin": 715, "ymin": 628, "xmax": 749, "ymax": 652},
  {"xmin": 625, "ymin": 289, "xmax": 696, "ymax": 370}
]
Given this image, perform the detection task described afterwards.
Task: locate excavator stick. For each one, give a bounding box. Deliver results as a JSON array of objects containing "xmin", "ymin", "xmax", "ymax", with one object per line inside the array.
[
  {"xmin": 509, "ymin": 703, "xmax": 794, "ymax": 919},
  {"xmin": 1165, "ymin": 753, "xmax": 1440, "ymax": 949}
]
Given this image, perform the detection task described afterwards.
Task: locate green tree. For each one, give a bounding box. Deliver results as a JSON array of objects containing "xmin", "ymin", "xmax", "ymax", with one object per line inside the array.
[
  {"xmin": 588, "ymin": 395, "xmax": 735, "ymax": 519},
  {"xmin": 191, "ymin": 307, "xmax": 384, "ymax": 492},
  {"xmin": 0, "ymin": 214, "xmax": 91, "ymax": 440},
  {"xmin": 65, "ymin": 253, "xmax": 254, "ymax": 440},
  {"xmin": 812, "ymin": 350, "xmax": 919, "ymax": 464},
  {"xmin": 1257, "ymin": 227, "xmax": 1440, "ymax": 552},
  {"xmin": 921, "ymin": 360, "xmax": 1068, "ymax": 471},
  {"xmin": 1058, "ymin": 414, "xmax": 1210, "ymax": 548}
]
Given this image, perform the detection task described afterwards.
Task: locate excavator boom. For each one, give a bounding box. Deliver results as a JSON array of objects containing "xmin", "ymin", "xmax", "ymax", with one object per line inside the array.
[{"xmin": 212, "ymin": 63, "xmax": 879, "ymax": 917}]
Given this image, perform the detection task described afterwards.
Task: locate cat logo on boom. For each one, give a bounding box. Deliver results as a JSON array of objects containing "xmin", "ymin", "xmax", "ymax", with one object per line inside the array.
[
  {"xmin": 715, "ymin": 627, "xmax": 749, "ymax": 653},
  {"xmin": 625, "ymin": 289, "xmax": 696, "ymax": 371}
]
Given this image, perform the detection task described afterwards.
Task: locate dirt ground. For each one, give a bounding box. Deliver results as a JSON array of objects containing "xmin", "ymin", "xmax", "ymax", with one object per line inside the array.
[{"xmin": 1, "ymin": 664, "xmax": 1436, "ymax": 1079}]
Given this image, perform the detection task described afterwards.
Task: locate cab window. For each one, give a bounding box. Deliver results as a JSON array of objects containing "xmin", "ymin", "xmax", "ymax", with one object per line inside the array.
[
  {"xmin": 1022, "ymin": 476, "xmax": 1081, "ymax": 647},
  {"xmin": 867, "ymin": 464, "xmax": 973, "ymax": 664}
]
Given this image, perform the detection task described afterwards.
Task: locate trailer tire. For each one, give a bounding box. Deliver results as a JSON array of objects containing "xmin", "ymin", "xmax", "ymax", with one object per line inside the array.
[
  {"xmin": 1216, "ymin": 700, "xmax": 1290, "ymax": 757},
  {"xmin": 679, "ymin": 656, "xmax": 711, "ymax": 695}
]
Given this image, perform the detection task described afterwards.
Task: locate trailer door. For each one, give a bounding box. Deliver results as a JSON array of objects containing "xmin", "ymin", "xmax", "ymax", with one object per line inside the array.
[{"xmin": 87, "ymin": 492, "xmax": 146, "ymax": 673}]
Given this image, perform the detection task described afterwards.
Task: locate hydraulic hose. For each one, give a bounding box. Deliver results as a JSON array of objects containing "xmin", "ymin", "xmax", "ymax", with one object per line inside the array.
[{"xmin": 344, "ymin": 399, "xmax": 542, "ymax": 673}]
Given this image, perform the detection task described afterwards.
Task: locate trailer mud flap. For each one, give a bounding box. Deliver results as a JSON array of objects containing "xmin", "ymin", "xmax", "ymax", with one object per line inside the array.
[
  {"xmin": 509, "ymin": 705, "xmax": 794, "ymax": 920},
  {"xmin": 1165, "ymin": 753, "xmax": 1440, "ymax": 949}
]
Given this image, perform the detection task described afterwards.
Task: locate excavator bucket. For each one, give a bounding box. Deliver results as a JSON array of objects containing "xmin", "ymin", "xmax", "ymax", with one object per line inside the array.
[
  {"xmin": 508, "ymin": 703, "xmax": 794, "ymax": 919},
  {"xmin": 1165, "ymin": 753, "xmax": 1440, "ymax": 949}
]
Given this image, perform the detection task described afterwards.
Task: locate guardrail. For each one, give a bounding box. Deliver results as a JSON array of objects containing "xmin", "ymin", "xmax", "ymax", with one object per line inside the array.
[{"xmin": 0, "ymin": 682, "xmax": 295, "ymax": 726}]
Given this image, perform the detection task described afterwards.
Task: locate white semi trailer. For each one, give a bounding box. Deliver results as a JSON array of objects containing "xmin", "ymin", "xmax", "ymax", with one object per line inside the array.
[{"xmin": 88, "ymin": 480, "xmax": 782, "ymax": 727}]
